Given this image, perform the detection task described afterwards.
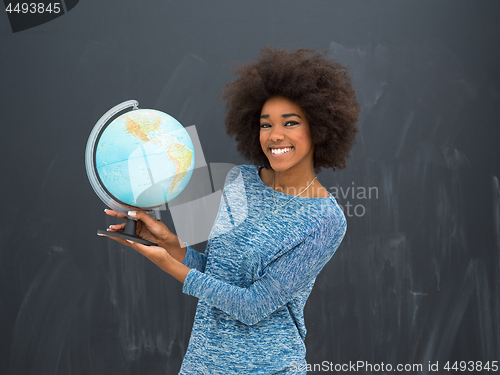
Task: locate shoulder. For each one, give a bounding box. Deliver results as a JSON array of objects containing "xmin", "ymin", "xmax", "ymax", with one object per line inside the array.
[
  {"xmin": 222, "ymin": 165, "xmax": 249, "ymax": 184},
  {"xmin": 221, "ymin": 165, "xmax": 266, "ymax": 197},
  {"xmin": 313, "ymin": 185, "xmax": 331, "ymax": 198},
  {"xmin": 233, "ymin": 164, "xmax": 260, "ymax": 176},
  {"xmin": 225, "ymin": 165, "xmax": 257, "ymax": 178},
  {"xmin": 224, "ymin": 165, "xmax": 262, "ymax": 185},
  {"xmin": 308, "ymin": 197, "xmax": 347, "ymax": 240}
]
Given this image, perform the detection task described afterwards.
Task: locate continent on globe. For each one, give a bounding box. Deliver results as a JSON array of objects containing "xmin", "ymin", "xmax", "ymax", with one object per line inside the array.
[
  {"xmin": 167, "ymin": 142, "xmax": 194, "ymax": 193},
  {"xmin": 124, "ymin": 114, "xmax": 194, "ymax": 192},
  {"xmin": 125, "ymin": 115, "xmax": 160, "ymax": 142}
]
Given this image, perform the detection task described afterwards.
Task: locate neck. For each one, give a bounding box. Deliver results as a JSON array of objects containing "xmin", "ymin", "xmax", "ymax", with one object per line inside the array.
[{"xmin": 273, "ymin": 168, "xmax": 316, "ymax": 196}]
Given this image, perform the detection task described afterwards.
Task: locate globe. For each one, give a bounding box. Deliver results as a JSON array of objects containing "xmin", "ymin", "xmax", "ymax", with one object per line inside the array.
[{"xmin": 85, "ymin": 100, "xmax": 195, "ymax": 245}]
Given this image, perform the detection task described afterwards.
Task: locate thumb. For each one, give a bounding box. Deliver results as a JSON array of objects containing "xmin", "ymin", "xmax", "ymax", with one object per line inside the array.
[
  {"xmin": 128, "ymin": 210, "xmax": 159, "ymax": 226},
  {"xmin": 128, "ymin": 210, "xmax": 177, "ymax": 246}
]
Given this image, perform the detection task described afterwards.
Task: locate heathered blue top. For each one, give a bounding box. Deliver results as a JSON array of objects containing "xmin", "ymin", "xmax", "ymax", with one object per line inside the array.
[{"xmin": 179, "ymin": 165, "xmax": 346, "ymax": 374}]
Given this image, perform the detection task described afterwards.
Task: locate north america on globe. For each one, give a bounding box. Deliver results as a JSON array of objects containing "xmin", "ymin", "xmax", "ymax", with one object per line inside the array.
[{"xmin": 95, "ymin": 109, "xmax": 195, "ymax": 208}]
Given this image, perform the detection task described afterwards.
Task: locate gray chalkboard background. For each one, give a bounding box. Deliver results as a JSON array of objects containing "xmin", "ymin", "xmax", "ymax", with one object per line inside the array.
[{"xmin": 1, "ymin": 1, "xmax": 499, "ymax": 374}]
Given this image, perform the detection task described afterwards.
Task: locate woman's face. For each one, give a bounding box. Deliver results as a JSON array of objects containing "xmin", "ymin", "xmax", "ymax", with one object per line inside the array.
[{"xmin": 259, "ymin": 96, "xmax": 314, "ymax": 173}]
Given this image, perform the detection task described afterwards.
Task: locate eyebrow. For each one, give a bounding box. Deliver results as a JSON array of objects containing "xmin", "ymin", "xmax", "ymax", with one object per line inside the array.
[{"xmin": 260, "ymin": 113, "xmax": 302, "ymax": 119}]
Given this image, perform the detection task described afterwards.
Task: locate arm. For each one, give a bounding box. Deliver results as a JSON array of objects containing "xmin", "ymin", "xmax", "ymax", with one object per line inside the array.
[
  {"xmin": 124, "ymin": 242, "xmax": 205, "ymax": 284},
  {"xmin": 125, "ymin": 240, "xmax": 191, "ymax": 283},
  {"xmin": 182, "ymin": 219, "xmax": 347, "ymax": 325}
]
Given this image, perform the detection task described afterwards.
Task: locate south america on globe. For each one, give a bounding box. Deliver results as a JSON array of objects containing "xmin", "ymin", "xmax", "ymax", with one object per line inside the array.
[{"xmin": 95, "ymin": 109, "xmax": 195, "ymax": 208}]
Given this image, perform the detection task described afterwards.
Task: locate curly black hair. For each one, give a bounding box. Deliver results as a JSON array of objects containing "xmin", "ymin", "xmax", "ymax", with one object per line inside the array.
[{"xmin": 222, "ymin": 47, "xmax": 360, "ymax": 173}]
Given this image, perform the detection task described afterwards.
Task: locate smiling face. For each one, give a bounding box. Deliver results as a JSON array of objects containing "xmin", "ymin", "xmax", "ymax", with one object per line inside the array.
[{"xmin": 259, "ymin": 96, "xmax": 314, "ymax": 174}]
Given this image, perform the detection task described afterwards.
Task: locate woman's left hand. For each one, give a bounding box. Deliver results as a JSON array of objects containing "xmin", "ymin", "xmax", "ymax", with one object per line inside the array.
[{"xmin": 126, "ymin": 240, "xmax": 190, "ymax": 283}]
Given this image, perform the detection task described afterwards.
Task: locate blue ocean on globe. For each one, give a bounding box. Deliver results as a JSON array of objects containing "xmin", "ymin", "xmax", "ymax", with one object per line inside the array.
[{"xmin": 95, "ymin": 109, "xmax": 195, "ymax": 208}]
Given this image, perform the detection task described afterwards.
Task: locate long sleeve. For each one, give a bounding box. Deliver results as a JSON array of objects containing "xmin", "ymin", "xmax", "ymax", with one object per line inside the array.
[
  {"xmin": 182, "ymin": 244, "xmax": 208, "ymax": 272},
  {"xmin": 182, "ymin": 217, "xmax": 346, "ymax": 325}
]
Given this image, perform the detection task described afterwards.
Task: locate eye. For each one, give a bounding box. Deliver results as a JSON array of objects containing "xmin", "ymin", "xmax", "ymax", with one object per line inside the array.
[
  {"xmin": 260, "ymin": 122, "xmax": 271, "ymax": 129},
  {"xmin": 285, "ymin": 121, "xmax": 299, "ymax": 127}
]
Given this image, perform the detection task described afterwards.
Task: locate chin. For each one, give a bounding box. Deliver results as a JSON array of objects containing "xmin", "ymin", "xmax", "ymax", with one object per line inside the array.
[{"xmin": 269, "ymin": 161, "xmax": 292, "ymax": 172}]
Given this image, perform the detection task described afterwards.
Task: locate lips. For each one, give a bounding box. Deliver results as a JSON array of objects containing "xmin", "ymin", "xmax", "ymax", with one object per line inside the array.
[{"xmin": 270, "ymin": 147, "xmax": 294, "ymax": 156}]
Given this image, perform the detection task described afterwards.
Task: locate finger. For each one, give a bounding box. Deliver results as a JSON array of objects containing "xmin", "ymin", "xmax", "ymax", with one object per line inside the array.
[
  {"xmin": 128, "ymin": 211, "xmax": 177, "ymax": 246},
  {"xmin": 127, "ymin": 210, "xmax": 159, "ymax": 224},
  {"xmin": 104, "ymin": 209, "xmax": 128, "ymax": 219},
  {"xmin": 128, "ymin": 211, "xmax": 167, "ymax": 235},
  {"xmin": 107, "ymin": 223, "xmax": 126, "ymax": 232}
]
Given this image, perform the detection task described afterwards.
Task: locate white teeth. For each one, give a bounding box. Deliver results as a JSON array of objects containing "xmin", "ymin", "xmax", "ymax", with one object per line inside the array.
[{"xmin": 271, "ymin": 147, "xmax": 292, "ymax": 155}]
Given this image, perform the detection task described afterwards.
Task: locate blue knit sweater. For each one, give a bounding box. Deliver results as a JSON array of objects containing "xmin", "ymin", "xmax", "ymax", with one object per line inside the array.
[{"xmin": 179, "ymin": 165, "xmax": 346, "ymax": 374}]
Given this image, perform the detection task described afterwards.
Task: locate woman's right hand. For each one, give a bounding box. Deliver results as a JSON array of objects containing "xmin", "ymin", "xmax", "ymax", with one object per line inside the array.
[{"xmin": 104, "ymin": 209, "xmax": 186, "ymax": 262}]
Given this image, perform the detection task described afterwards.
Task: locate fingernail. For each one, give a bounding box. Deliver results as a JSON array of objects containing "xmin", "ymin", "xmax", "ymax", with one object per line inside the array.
[
  {"xmin": 128, "ymin": 211, "xmax": 137, "ymax": 217},
  {"xmin": 126, "ymin": 240, "xmax": 135, "ymax": 244},
  {"xmin": 104, "ymin": 209, "xmax": 108, "ymax": 213},
  {"xmin": 97, "ymin": 232, "xmax": 105, "ymax": 236},
  {"xmin": 108, "ymin": 225, "xmax": 113, "ymax": 229}
]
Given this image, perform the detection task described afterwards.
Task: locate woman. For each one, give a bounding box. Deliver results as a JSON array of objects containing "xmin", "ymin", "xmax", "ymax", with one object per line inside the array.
[{"xmin": 104, "ymin": 47, "xmax": 359, "ymax": 374}]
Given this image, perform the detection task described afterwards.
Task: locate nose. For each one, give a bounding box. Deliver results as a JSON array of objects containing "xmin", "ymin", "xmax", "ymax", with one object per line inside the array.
[{"xmin": 269, "ymin": 126, "xmax": 285, "ymax": 142}]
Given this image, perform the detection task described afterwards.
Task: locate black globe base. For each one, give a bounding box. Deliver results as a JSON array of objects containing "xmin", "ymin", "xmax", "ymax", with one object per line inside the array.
[{"xmin": 98, "ymin": 217, "xmax": 157, "ymax": 246}]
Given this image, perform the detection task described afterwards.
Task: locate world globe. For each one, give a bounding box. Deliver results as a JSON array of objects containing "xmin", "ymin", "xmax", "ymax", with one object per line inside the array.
[{"xmin": 85, "ymin": 100, "xmax": 195, "ymax": 245}]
